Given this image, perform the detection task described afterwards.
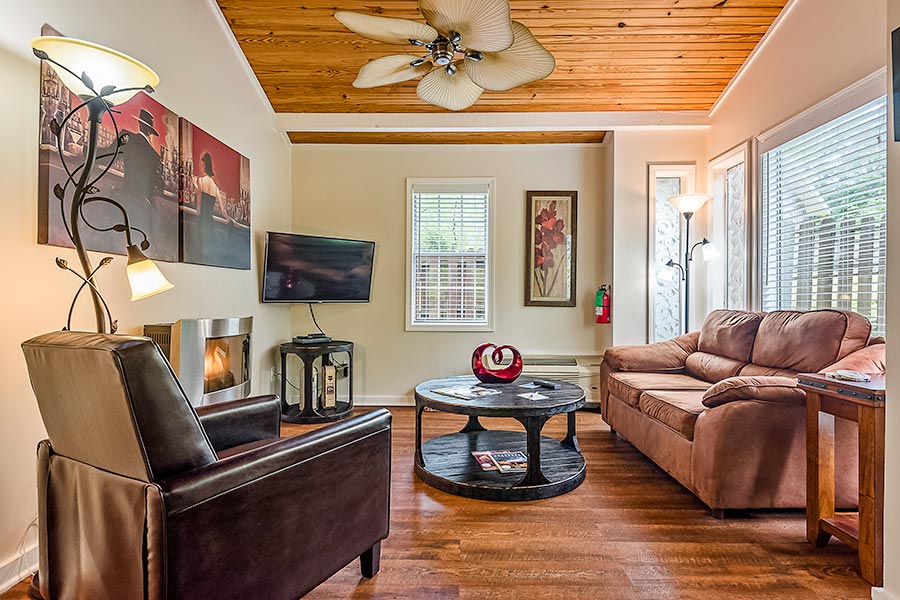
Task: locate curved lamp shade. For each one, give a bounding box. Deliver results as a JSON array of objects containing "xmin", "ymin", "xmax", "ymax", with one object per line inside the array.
[
  {"xmin": 667, "ymin": 193, "xmax": 712, "ymax": 214},
  {"xmin": 658, "ymin": 264, "xmax": 677, "ymax": 282},
  {"xmin": 701, "ymin": 240, "xmax": 722, "ymax": 262},
  {"xmin": 126, "ymin": 245, "xmax": 174, "ymax": 301},
  {"xmin": 31, "ymin": 36, "xmax": 159, "ymax": 105}
]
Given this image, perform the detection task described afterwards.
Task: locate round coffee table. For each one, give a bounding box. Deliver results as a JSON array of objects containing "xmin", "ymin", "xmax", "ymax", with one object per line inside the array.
[{"xmin": 414, "ymin": 375, "xmax": 586, "ymax": 501}]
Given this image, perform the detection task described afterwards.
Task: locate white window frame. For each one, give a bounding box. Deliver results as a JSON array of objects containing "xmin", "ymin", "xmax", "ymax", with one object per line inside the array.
[
  {"xmin": 708, "ymin": 141, "xmax": 753, "ymax": 311},
  {"xmin": 647, "ymin": 163, "xmax": 696, "ymax": 342},
  {"xmin": 405, "ymin": 177, "xmax": 496, "ymax": 332},
  {"xmin": 754, "ymin": 70, "xmax": 887, "ymax": 329}
]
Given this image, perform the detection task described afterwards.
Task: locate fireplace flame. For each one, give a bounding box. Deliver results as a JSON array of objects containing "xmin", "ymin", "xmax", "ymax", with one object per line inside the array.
[{"xmin": 204, "ymin": 340, "xmax": 235, "ymax": 393}]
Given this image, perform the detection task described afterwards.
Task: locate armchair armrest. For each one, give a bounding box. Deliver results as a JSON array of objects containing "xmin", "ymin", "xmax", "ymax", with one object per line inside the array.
[
  {"xmin": 161, "ymin": 408, "xmax": 392, "ymax": 515},
  {"xmin": 702, "ymin": 376, "xmax": 804, "ymax": 409},
  {"xmin": 603, "ymin": 331, "xmax": 699, "ymax": 372},
  {"xmin": 195, "ymin": 395, "xmax": 281, "ymax": 452}
]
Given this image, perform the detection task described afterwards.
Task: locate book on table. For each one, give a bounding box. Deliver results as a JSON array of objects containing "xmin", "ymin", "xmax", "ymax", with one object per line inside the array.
[
  {"xmin": 471, "ymin": 450, "xmax": 528, "ymax": 473},
  {"xmin": 432, "ymin": 385, "xmax": 501, "ymax": 401}
]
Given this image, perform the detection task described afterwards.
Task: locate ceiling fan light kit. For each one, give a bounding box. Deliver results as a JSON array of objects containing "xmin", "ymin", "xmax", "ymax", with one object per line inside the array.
[{"xmin": 335, "ymin": 0, "xmax": 555, "ymax": 111}]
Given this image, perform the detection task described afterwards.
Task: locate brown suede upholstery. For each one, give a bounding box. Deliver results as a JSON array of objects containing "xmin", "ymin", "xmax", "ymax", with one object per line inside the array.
[
  {"xmin": 702, "ymin": 376, "xmax": 805, "ymax": 408},
  {"xmin": 607, "ymin": 372, "xmax": 709, "ymax": 408},
  {"xmin": 820, "ymin": 342, "xmax": 886, "ymax": 374},
  {"xmin": 751, "ymin": 309, "xmax": 871, "ymax": 373},
  {"xmin": 697, "ymin": 310, "xmax": 762, "ymax": 362},
  {"xmin": 685, "ymin": 352, "xmax": 746, "ymax": 382},
  {"xmin": 22, "ymin": 331, "xmax": 391, "ymax": 600},
  {"xmin": 601, "ymin": 309, "xmax": 875, "ymax": 512},
  {"xmin": 602, "ymin": 331, "xmax": 699, "ymax": 372},
  {"xmin": 638, "ymin": 390, "xmax": 706, "ymax": 440}
]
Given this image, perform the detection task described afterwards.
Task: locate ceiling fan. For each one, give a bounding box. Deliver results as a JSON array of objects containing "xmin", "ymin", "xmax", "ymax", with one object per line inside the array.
[{"xmin": 335, "ymin": 0, "xmax": 555, "ymax": 111}]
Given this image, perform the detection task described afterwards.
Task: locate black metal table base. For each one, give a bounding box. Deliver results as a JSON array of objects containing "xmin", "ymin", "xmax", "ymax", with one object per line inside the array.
[
  {"xmin": 415, "ymin": 418, "xmax": 585, "ymax": 501},
  {"xmin": 280, "ymin": 400, "xmax": 352, "ymax": 424}
]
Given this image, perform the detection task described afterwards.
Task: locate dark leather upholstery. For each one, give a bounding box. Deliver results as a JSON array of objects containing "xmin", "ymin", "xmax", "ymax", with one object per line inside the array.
[{"xmin": 22, "ymin": 331, "xmax": 391, "ymax": 600}]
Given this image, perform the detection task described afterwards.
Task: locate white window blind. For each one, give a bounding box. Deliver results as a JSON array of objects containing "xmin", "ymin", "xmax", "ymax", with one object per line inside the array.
[
  {"xmin": 409, "ymin": 181, "xmax": 491, "ymax": 329},
  {"xmin": 760, "ymin": 97, "xmax": 887, "ymax": 336}
]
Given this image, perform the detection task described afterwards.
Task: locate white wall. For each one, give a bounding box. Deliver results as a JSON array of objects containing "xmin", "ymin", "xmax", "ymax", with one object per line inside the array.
[
  {"xmin": 879, "ymin": 2, "xmax": 899, "ymax": 598},
  {"xmin": 709, "ymin": 0, "xmax": 887, "ymax": 158},
  {"xmin": 0, "ymin": 0, "xmax": 291, "ymax": 588},
  {"xmin": 291, "ymin": 143, "xmax": 610, "ymax": 403},
  {"xmin": 608, "ymin": 130, "xmax": 709, "ymax": 345}
]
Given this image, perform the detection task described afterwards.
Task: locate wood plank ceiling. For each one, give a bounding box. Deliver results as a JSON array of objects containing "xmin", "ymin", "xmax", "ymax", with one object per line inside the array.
[{"xmin": 218, "ymin": 0, "xmax": 788, "ymax": 114}]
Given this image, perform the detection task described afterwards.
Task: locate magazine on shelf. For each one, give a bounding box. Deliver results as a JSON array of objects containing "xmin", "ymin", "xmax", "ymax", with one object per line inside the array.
[
  {"xmin": 432, "ymin": 385, "xmax": 502, "ymax": 401},
  {"xmin": 471, "ymin": 450, "xmax": 528, "ymax": 473}
]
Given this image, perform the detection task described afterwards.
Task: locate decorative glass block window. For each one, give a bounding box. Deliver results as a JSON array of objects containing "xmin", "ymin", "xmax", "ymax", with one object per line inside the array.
[
  {"xmin": 648, "ymin": 165, "xmax": 696, "ymax": 342},
  {"xmin": 406, "ymin": 179, "xmax": 494, "ymax": 331},
  {"xmin": 725, "ymin": 161, "xmax": 747, "ymax": 309},
  {"xmin": 760, "ymin": 97, "xmax": 887, "ymax": 336}
]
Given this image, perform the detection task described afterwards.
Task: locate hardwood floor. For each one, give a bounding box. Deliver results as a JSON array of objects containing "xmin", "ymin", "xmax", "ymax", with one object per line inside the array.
[{"xmin": 3, "ymin": 407, "xmax": 870, "ymax": 599}]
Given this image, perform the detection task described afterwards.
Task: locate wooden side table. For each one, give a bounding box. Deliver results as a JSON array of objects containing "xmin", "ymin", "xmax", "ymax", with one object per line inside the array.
[{"xmin": 798, "ymin": 372, "xmax": 885, "ymax": 586}]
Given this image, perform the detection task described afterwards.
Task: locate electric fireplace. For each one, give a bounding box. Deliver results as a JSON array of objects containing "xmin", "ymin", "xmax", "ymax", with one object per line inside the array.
[{"xmin": 144, "ymin": 317, "xmax": 252, "ymax": 406}]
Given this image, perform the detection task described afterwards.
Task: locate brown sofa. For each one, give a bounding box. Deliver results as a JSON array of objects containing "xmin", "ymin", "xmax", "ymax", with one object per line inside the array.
[{"xmin": 600, "ymin": 309, "xmax": 885, "ymax": 513}]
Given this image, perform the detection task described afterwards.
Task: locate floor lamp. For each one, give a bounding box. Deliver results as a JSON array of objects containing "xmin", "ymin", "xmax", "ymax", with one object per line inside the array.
[
  {"xmin": 32, "ymin": 36, "xmax": 173, "ymax": 334},
  {"xmin": 659, "ymin": 193, "xmax": 720, "ymax": 334}
]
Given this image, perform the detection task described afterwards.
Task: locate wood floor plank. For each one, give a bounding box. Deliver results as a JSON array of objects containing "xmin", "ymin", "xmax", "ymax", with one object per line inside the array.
[{"xmin": 2, "ymin": 407, "xmax": 870, "ymax": 599}]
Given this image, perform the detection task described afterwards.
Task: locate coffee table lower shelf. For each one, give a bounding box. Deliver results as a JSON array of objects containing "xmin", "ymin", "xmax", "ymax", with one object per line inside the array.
[{"xmin": 415, "ymin": 430, "xmax": 585, "ymax": 502}]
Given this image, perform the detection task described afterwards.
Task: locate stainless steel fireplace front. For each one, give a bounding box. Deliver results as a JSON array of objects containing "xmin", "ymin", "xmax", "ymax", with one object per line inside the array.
[{"xmin": 144, "ymin": 317, "xmax": 252, "ymax": 407}]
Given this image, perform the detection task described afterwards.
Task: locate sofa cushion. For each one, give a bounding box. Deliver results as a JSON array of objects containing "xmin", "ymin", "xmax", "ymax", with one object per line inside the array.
[
  {"xmin": 639, "ymin": 390, "xmax": 707, "ymax": 440},
  {"xmin": 702, "ymin": 376, "xmax": 804, "ymax": 408},
  {"xmin": 697, "ymin": 310, "xmax": 763, "ymax": 362},
  {"xmin": 685, "ymin": 352, "xmax": 746, "ymax": 383},
  {"xmin": 820, "ymin": 342, "xmax": 886, "ymax": 374},
  {"xmin": 607, "ymin": 372, "xmax": 710, "ymax": 408},
  {"xmin": 738, "ymin": 364, "xmax": 798, "ymax": 378},
  {"xmin": 751, "ymin": 310, "xmax": 872, "ymax": 373}
]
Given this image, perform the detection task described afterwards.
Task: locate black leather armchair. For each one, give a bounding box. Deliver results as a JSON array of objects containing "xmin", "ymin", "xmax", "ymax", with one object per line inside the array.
[{"xmin": 21, "ymin": 331, "xmax": 391, "ymax": 600}]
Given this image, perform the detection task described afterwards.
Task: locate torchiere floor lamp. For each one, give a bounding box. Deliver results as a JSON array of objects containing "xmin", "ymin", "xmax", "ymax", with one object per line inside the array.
[
  {"xmin": 31, "ymin": 36, "xmax": 173, "ymax": 334},
  {"xmin": 659, "ymin": 193, "xmax": 720, "ymax": 334}
]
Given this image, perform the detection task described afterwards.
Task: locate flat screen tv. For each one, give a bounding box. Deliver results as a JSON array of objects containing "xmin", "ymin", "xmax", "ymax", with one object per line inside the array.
[{"xmin": 262, "ymin": 232, "xmax": 375, "ymax": 303}]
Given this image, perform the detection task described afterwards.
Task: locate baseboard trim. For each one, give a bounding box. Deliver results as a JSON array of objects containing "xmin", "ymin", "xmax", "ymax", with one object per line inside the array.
[
  {"xmin": 0, "ymin": 543, "xmax": 38, "ymax": 595},
  {"xmin": 872, "ymin": 587, "xmax": 899, "ymax": 600}
]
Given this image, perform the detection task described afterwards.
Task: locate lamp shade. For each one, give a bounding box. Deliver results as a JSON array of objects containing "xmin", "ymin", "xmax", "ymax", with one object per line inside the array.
[
  {"xmin": 31, "ymin": 36, "xmax": 159, "ymax": 105},
  {"xmin": 667, "ymin": 193, "xmax": 712, "ymax": 214},
  {"xmin": 658, "ymin": 264, "xmax": 677, "ymax": 282},
  {"xmin": 701, "ymin": 240, "xmax": 722, "ymax": 262},
  {"xmin": 126, "ymin": 245, "xmax": 173, "ymax": 301}
]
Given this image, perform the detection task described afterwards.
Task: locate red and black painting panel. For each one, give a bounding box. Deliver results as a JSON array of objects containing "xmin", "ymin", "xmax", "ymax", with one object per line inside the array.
[{"xmin": 178, "ymin": 119, "xmax": 250, "ymax": 269}]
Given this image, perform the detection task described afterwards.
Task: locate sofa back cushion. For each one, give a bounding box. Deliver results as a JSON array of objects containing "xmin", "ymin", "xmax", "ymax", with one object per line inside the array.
[
  {"xmin": 697, "ymin": 310, "xmax": 763, "ymax": 362},
  {"xmin": 685, "ymin": 352, "xmax": 745, "ymax": 383},
  {"xmin": 750, "ymin": 309, "xmax": 871, "ymax": 373}
]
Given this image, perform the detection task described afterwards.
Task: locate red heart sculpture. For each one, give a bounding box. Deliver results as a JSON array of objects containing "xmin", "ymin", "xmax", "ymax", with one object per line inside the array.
[{"xmin": 471, "ymin": 343, "xmax": 523, "ymax": 384}]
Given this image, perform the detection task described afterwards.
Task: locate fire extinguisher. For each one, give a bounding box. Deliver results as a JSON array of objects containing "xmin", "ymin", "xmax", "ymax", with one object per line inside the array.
[{"xmin": 595, "ymin": 285, "xmax": 611, "ymax": 324}]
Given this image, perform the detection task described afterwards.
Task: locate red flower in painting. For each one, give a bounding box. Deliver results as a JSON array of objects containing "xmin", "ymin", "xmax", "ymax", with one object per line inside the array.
[{"xmin": 534, "ymin": 201, "xmax": 567, "ymax": 253}]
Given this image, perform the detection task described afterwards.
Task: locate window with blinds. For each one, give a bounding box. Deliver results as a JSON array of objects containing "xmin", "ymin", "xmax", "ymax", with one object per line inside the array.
[
  {"xmin": 760, "ymin": 97, "xmax": 887, "ymax": 336},
  {"xmin": 407, "ymin": 180, "xmax": 493, "ymax": 330}
]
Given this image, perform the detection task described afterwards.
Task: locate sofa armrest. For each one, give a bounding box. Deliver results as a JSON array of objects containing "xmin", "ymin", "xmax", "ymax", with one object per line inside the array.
[
  {"xmin": 603, "ymin": 331, "xmax": 699, "ymax": 372},
  {"xmin": 702, "ymin": 376, "xmax": 804, "ymax": 409},
  {"xmin": 162, "ymin": 408, "xmax": 391, "ymax": 514},
  {"xmin": 819, "ymin": 342, "xmax": 885, "ymax": 374},
  {"xmin": 195, "ymin": 395, "xmax": 281, "ymax": 452}
]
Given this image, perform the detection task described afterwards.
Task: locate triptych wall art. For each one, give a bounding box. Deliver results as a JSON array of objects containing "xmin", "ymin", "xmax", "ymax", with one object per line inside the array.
[{"xmin": 37, "ymin": 26, "xmax": 250, "ymax": 270}]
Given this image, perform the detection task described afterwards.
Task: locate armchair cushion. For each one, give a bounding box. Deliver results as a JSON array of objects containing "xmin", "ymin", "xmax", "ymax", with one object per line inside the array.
[
  {"xmin": 697, "ymin": 310, "xmax": 762, "ymax": 362},
  {"xmin": 819, "ymin": 342, "xmax": 886, "ymax": 375},
  {"xmin": 602, "ymin": 331, "xmax": 699, "ymax": 373},
  {"xmin": 196, "ymin": 395, "xmax": 281, "ymax": 454},
  {"xmin": 702, "ymin": 376, "xmax": 804, "ymax": 409}
]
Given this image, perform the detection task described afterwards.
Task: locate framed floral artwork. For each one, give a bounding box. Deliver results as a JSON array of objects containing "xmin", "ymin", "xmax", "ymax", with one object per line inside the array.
[{"xmin": 525, "ymin": 191, "xmax": 577, "ymax": 307}]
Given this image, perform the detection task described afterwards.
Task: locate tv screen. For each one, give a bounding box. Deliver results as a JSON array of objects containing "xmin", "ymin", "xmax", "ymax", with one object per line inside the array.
[{"xmin": 262, "ymin": 232, "xmax": 375, "ymax": 303}]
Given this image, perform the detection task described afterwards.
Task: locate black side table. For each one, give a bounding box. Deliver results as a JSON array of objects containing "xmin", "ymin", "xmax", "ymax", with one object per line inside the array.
[{"xmin": 279, "ymin": 340, "xmax": 353, "ymax": 424}]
